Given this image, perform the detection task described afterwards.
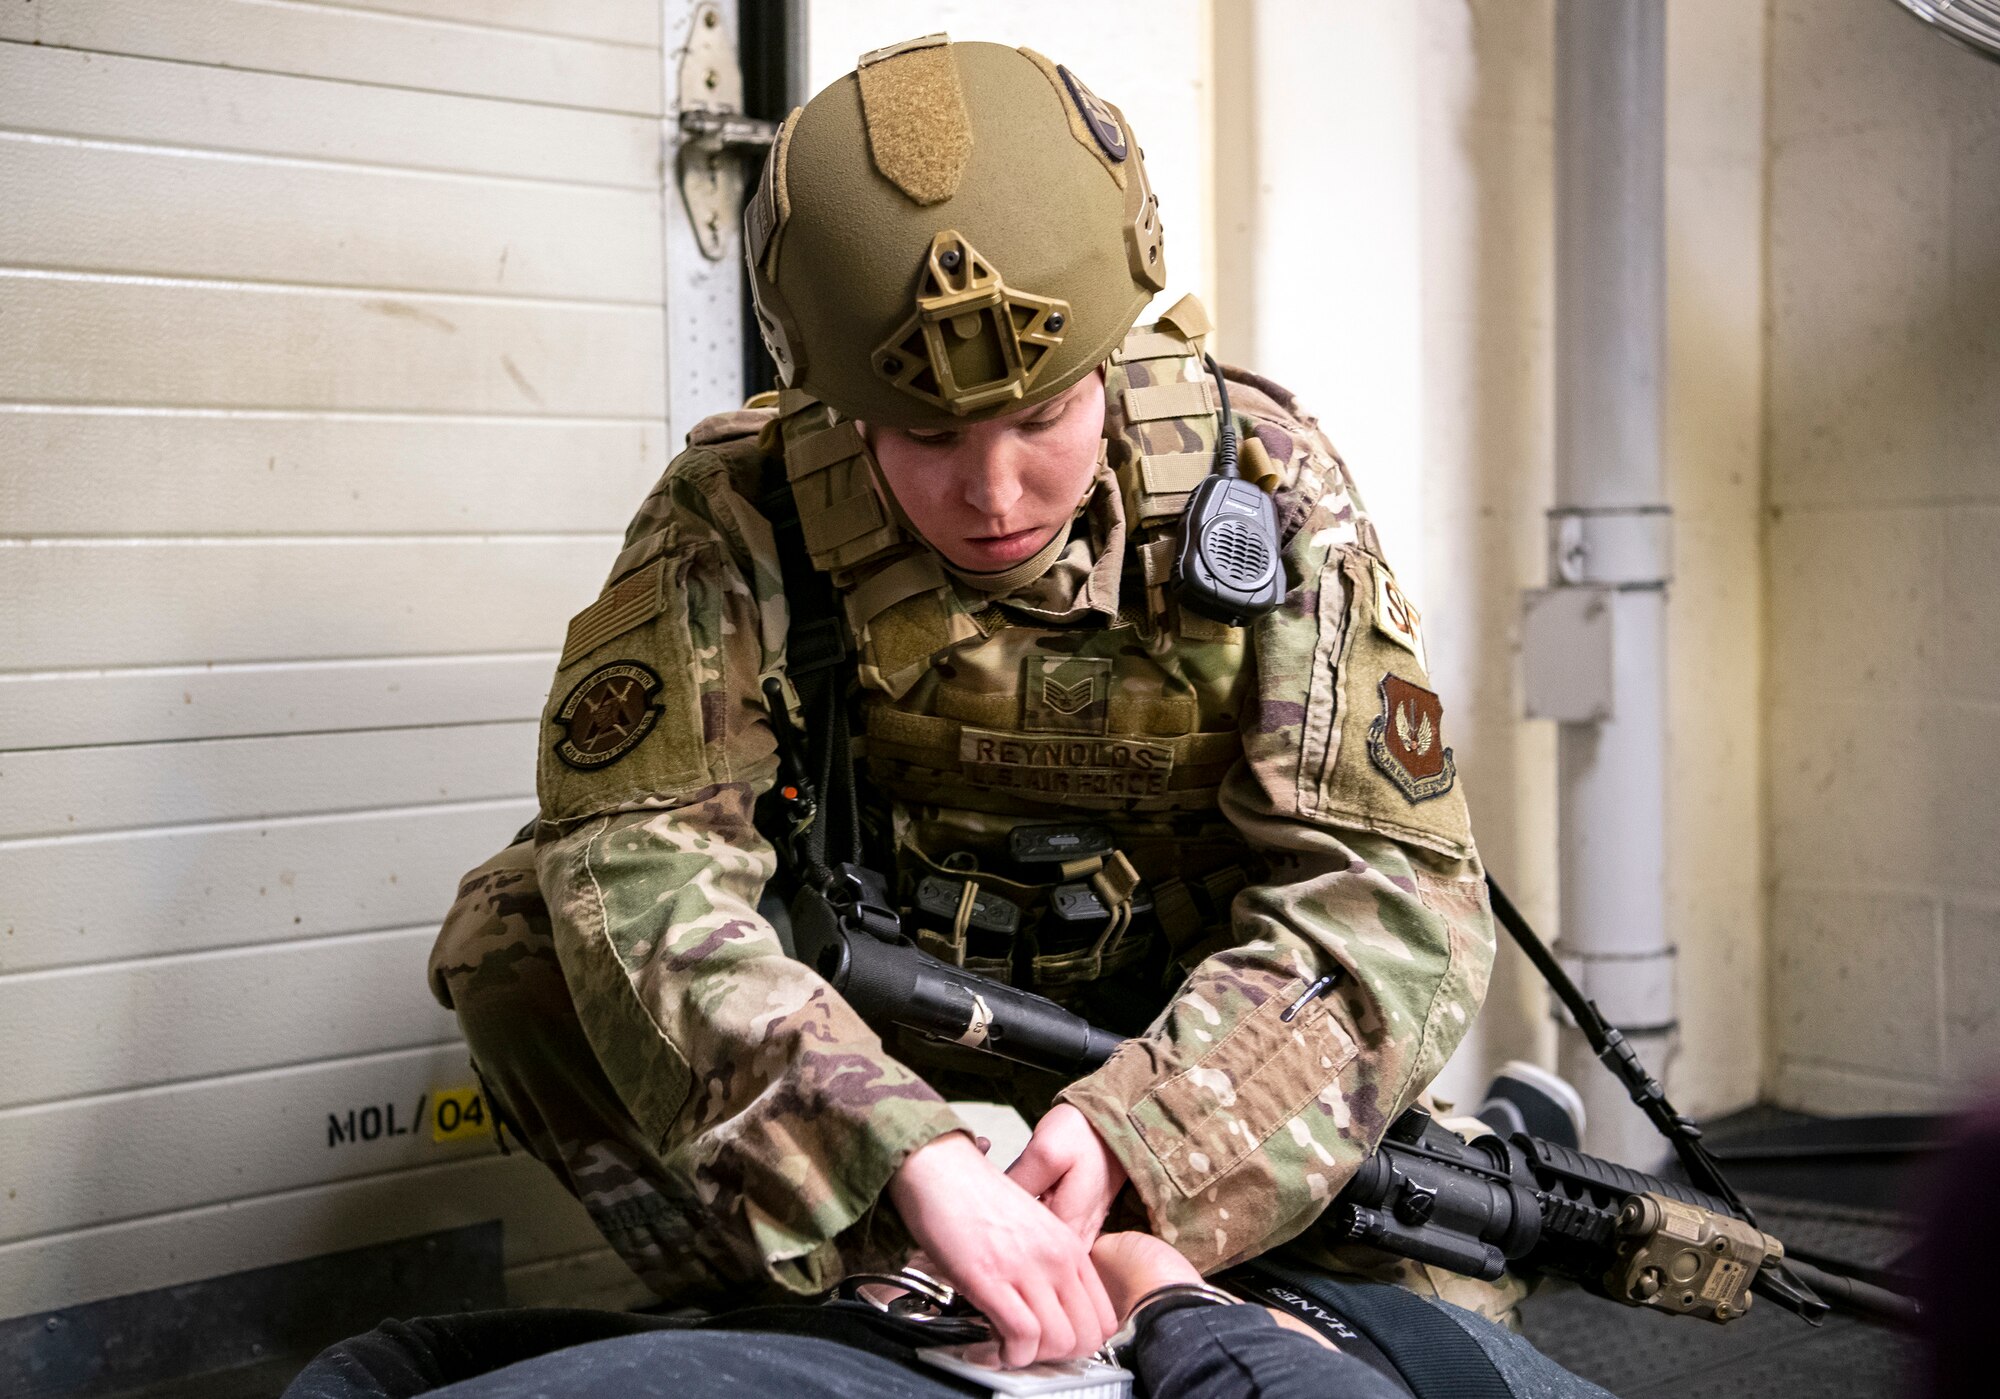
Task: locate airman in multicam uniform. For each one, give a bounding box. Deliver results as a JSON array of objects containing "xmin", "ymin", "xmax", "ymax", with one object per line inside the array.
[{"xmin": 430, "ymin": 34, "xmax": 1495, "ymax": 1359}]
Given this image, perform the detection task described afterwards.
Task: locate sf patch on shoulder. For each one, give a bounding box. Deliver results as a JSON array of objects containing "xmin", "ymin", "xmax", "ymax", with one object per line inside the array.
[
  {"xmin": 551, "ymin": 661, "xmax": 663, "ymax": 771},
  {"xmin": 1373, "ymin": 565, "xmax": 1425, "ymax": 666},
  {"xmin": 1367, "ymin": 673, "xmax": 1456, "ymax": 803}
]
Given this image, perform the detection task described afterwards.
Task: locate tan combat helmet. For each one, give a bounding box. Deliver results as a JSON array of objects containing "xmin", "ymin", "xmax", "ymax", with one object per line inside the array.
[{"xmin": 744, "ymin": 36, "xmax": 1166, "ymax": 430}]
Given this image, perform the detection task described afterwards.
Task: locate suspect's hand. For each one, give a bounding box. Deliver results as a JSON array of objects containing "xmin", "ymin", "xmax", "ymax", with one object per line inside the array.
[
  {"xmin": 1089, "ymin": 1231, "xmax": 1204, "ymax": 1317},
  {"xmin": 1008, "ymin": 1104, "xmax": 1130, "ymax": 1245},
  {"xmin": 889, "ymin": 1130, "xmax": 1117, "ymax": 1368},
  {"xmin": 1092, "ymin": 1233, "xmax": 1337, "ymax": 1351}
]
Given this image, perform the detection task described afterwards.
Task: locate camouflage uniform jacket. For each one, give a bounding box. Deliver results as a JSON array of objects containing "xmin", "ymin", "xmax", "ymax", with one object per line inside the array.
[{"xmin": 530, "ymin": 366, "xmax": 1495, "ymax": 1304}]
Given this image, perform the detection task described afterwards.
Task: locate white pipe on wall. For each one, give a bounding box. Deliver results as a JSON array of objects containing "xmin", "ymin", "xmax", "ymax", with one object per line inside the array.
[{"xmin": 1549, "ymin": 0, "xmax": 1677, "ymax": 1165}]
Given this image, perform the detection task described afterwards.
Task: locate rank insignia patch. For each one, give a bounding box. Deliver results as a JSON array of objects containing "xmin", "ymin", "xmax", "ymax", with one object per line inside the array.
[
  {"xmin": 552, "ymin": 661, "xmax": 663, "ymax": 771},
  {"xmin": 1022, "ymin": 654, "xmax": 1112, "ymax": 736},
  {"xmin": 1367, "ymin": 673, "xmax": 1456, "ymax": 803}
]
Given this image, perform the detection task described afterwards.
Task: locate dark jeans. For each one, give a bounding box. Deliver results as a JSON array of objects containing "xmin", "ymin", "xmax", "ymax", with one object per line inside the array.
[
  {"xmin": 281, "ymin": 1300, "xmax": 1413, "ymax": 1399},
  {"xmin": 282, "ymin": 1284, "xmax": 1621, "ymax": 1399}
]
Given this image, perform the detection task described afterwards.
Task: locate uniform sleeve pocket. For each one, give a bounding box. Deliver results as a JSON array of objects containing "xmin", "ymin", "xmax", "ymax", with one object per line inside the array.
[
  {"xmin": 1132, "ymin": 985, "xmax": 1359, "ymax": 1197},
  {"xmin": 540, "ymin": 823, "xmax": 695, "ymax": 1147}
]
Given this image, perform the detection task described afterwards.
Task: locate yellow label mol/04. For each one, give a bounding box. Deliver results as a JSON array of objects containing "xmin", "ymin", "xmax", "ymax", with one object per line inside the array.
[{"xmin": 430, "ymin": 1083, "xmax": 495, "ymax": 1144}]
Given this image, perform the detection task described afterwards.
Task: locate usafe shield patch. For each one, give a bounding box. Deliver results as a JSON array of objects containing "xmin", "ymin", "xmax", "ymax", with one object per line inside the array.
[
  {"xmin": 958, "ymin": 727, "xmax": 1172, "ymax": 800},
  {"xmin": 1366, "ymin": 673, "xmax": 1456, "ymax": 802},
  {"xmin": 1021, "ymin": 654, "xmax": 1112, "ymax": 736},
  {"xmin": 552, "ymin": 661, "xmax": 663, "ymax": 771}
]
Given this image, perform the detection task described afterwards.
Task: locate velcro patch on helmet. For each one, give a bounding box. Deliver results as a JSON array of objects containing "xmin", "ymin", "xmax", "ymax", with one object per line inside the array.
[{"xmin": 856, "ymin": 34, "xmax": 972, "ymax": 207}]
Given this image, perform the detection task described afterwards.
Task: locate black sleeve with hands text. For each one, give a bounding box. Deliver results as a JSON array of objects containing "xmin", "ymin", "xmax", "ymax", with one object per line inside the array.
[{"xmin": 1136, "ymin": 1306, "xmax": 1411, "ymax": 1399}]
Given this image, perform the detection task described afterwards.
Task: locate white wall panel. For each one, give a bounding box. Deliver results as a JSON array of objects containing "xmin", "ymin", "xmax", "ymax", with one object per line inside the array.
[
  {"xmin": 1, "ymin": 538, "xmax": 612, "ymax": 669},
  {"xmin": 1224, "ymin": 0, "xmax": 1426, "ymax": 580},
  {"xmin": 0, "ymin": 1, "xmax": 662, "ymax": 114},
  {"xmin": 0, "ymin": 137, "xmax": 665, "ymax": 302},
  {"xmin": 0, "ymin": 1152, "xmax": 608, "ymax": 1317},
  {"xmin": 0, "ymin": 928, "xmax": 461, "ymax": 1108},
  {"xmin": 0, "ymin": 799, "xmax": 536, "ymax": 972},
  {"xmin": 0, "ymin": 1045, "xmax": 495, "ymax": 1244},
  {"xmin": 0, "ymin": 412, "xmax": 662, "ymax": 538},
  {"xmin": 0, "ymin": 46, "xmax": 658, "ymax": 189},
  {"xmin": 0, "ymin": 0, "xmax": 697, "ymax": 1321},
  {"xmin": 0, "ymin": 275, "xmax": 666, "ymax": 415},
  {"xmin": 324, "ymin": 1, "xmax": 660, "ymax": 47},
  {"xmin": 0, "ymin": 655, "xmax": 555, "ymax": 750},
  {"xmin": 0, "ymin": 722, "xmax": 537, "ymax": 839}
]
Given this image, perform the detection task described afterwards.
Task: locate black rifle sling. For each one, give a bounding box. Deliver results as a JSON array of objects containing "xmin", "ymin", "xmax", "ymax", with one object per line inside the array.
[
  {"xmin": 759, "ymin": 464, "xmax": 860, "ymax": 878},
  {"xmin": 1483, "ymin": 875, "xmax": 1831, "ymax": 1322}
]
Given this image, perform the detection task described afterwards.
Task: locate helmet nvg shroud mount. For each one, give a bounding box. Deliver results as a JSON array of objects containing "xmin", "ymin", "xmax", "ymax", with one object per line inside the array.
[{"xmin": 744, "ymin": 35, "xmax": 1165, "ymax": 430}]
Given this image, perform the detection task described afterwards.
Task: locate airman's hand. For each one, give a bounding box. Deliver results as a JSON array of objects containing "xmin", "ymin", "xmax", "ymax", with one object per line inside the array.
[
  {"xmin": 889, "ymin": 1130, "xmax": 1117, "ymax": 1368},
  {"xmin": 1008, "ymin": 1103, "xmax": 1129, "ymax": 1246}
]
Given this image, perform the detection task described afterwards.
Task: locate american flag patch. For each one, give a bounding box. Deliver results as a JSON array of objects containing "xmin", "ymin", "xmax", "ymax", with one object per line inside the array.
[{"xmin": 561, "ymin": 557, "xmax": 666, "ymax": 667}]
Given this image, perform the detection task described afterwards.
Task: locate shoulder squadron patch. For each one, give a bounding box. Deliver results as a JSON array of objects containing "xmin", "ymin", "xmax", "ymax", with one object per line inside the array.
[
  {"xmin": 552, "ymin": 661, "xmax": 663, "ymax": 771},
  {"xmin": 1367, "ymin": 673, "xmax": 1456, "ymax": 803}
]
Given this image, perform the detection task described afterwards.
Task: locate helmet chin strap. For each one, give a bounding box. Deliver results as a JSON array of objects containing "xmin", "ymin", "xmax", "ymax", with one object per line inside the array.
[{"xmin": 941, "ymin": 519, "xmax": 1076, "ymax": 594}]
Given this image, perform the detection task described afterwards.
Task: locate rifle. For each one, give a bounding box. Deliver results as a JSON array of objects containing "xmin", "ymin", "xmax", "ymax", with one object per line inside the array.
[{"xmin": 789, "ymin": 895, "xmax": 1918, "ymax": 1331}]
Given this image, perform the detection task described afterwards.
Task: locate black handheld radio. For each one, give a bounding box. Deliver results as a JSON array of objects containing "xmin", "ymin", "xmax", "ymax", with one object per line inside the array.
[{"xmin": 1171, "ymin": 356, "xmax": 1286, "ymax": 626}]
